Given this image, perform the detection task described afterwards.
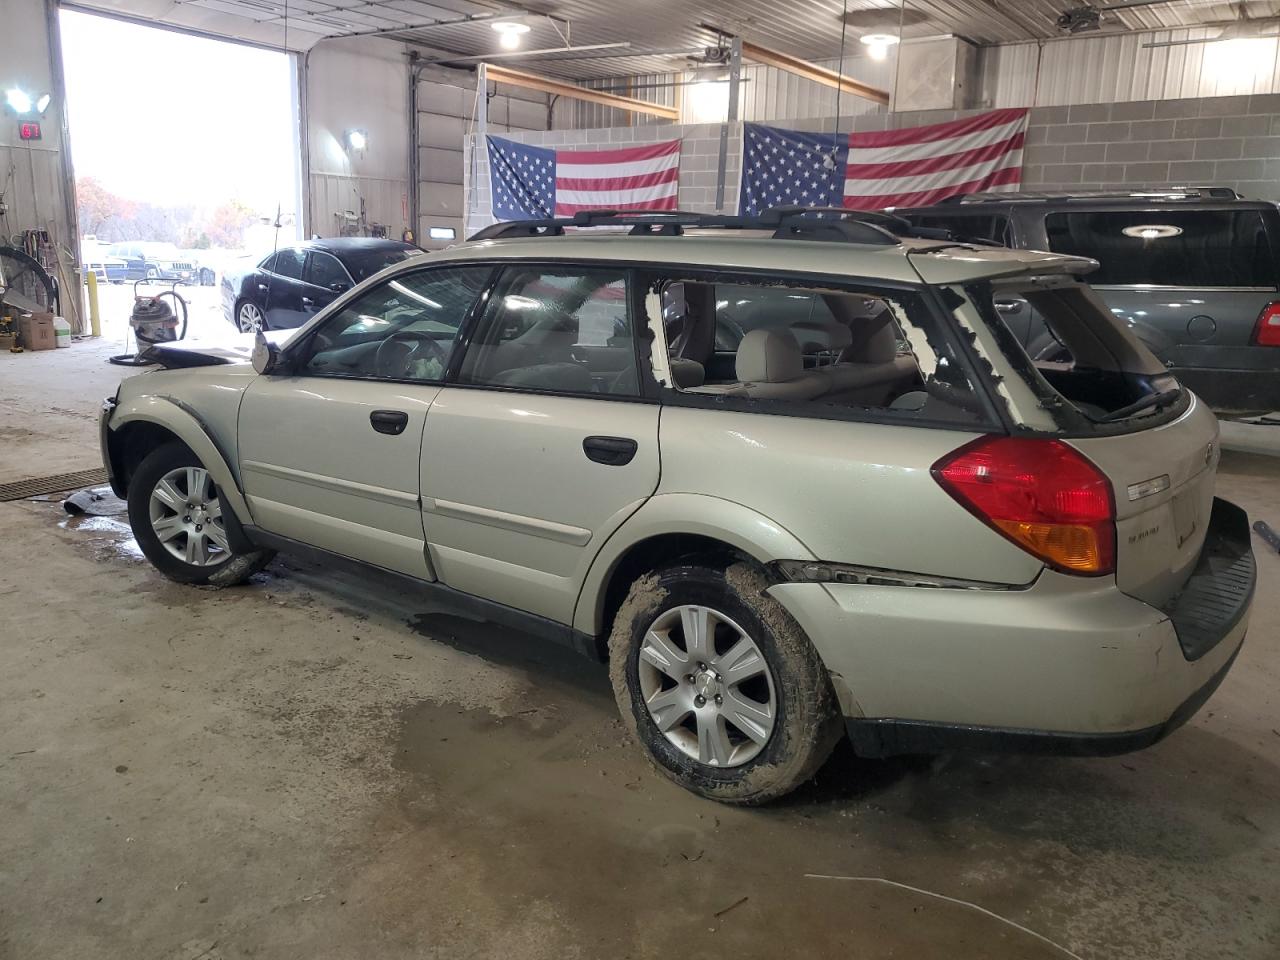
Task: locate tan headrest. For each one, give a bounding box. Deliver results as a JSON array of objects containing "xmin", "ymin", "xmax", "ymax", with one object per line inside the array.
[{"xmin": 737, "ymin": 329, "xmax": 803, "ymax": 383}]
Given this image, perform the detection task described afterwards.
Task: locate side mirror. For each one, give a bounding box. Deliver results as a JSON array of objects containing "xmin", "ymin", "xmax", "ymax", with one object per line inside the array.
[
  {"xmin": 252, "ymin": 331, "xmax": 282, "ymax": 374},
  {"xmin": 330, "ymin": 281, "xmax": 350, "ymax": 293}
]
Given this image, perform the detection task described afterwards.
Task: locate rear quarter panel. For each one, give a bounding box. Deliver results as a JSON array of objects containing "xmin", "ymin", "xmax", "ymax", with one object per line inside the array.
[{"xmin": 656, "ymin": 406, "xmax": 1045, "ymax": 584}]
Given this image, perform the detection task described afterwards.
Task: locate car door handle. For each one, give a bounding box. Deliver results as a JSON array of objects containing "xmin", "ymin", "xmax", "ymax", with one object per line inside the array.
[
  {"xmin": 994, "ymin": 299, "xmax": 1024, "ymax": 314},
  {"xmin": 370, "ymin": 410, "xmax": 409, "ymax": 436},
  {"xmin": 583, "ymin": 435, "xmax": 638, "ymax": 466},
  {"xmin": 257, "ymin": 283, "xmax": 268, "ymax": 291},
  {"xmin": 301, "ymin": 296, "xmax": 315, "ymax": 307}
]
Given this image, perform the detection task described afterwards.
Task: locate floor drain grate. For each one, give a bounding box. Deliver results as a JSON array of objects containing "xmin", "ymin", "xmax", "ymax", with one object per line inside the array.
[{"xmin": 0, "ymin": 468, "xmax": 109, "ymax": 502}]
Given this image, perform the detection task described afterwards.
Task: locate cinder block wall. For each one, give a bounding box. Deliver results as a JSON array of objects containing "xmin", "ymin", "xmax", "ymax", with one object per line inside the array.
[{"xmin": 1022, "ymin": 94, "xmax": 1280, "ymax": 200}]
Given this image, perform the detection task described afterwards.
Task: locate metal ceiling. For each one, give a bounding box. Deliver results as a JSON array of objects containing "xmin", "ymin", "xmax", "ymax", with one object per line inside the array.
[{"xmin": 65, "ymin": 0, "xmax": 1280, "ymax": 79}]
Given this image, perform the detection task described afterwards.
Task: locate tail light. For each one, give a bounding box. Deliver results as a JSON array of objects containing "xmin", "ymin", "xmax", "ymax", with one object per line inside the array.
[
  {"xmin": 932, "ymin": 436, "xmax": 1116, "ymax": 576},
  {"xmin": 1252, "ymin": 302, "xmax": 1280, "ymax": 346}
]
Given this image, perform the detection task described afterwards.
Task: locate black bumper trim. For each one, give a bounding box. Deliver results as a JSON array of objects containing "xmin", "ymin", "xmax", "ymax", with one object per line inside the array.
[
  {"xmin": 845, "ymin": 640, "xmax": 1243, "ymax": 759},
  {"xmin": 1170, "ymin": 367, "xmax": 1280, "ymax": 416}
]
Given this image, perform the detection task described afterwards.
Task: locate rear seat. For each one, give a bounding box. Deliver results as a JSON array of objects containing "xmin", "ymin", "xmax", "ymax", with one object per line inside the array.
[
  {"xmin": 795, "ymin": 319, "xmax": 918, "ymax": 405},
  {"xmin": 687, "ymin": 329, "xmax": 829, "ymax": 400}
]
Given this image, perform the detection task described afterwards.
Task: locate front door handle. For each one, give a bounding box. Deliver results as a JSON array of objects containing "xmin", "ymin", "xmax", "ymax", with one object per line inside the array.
[
  {"xmin": 583, "ymin": 435, "xmax": 638, "ymax": 466},
  {"xmin": 370, "ymin": 409, "xmax": 409, "ymax": 435},
  {"xmin": 301, "ymin": 296, "xmax": 314, "ymax": 308}
]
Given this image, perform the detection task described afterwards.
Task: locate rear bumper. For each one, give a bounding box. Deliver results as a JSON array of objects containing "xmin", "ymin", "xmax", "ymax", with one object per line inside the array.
[
  {"xmin": 1171, "ymin": 366, "xmax": 1280, "ymax": 416},
  {"xmin": 768, "ymin": 498, "xmax": 1253, "ymax": 757}
]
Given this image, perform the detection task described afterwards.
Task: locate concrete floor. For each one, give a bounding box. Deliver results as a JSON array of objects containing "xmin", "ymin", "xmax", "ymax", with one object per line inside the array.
[{"xmin": 2, "ymin": 330, "xmax": 1279, "ymax": 960}]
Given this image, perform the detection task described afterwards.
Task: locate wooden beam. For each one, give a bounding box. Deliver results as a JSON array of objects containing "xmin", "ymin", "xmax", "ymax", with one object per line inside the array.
[
  {"xmin": 740, "ymin": 40, "xmax": 890, "ymax": 106},
  {"xmin": 483, "ymin": 64, "xmax": 680, "ymax": 120}
]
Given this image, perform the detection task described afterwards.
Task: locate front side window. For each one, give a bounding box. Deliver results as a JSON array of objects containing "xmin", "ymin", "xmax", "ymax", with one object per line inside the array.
[
  {"xmin": 300, "ymin": 266, "xmax": 490, "ymax": 381},
  {"xmin": 1044, "ymin": 209, "xmax": 1276, "ymax": 287},
  {"xmin": 654, "ymin": 272, "xmax": 990, "ymax": 426},
  {"xmin": 271, "ymin": 247, "xmax": 306, "ymax": 280},
  {"xmin": 456, "ymin": 267, "xmax": 639, "ymax": 396}
]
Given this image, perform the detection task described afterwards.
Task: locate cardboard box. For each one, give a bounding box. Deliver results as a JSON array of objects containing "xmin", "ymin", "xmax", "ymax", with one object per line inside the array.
[{"xmin": 18, "ymin": 314, "xmax": 56, "ymax": 351}]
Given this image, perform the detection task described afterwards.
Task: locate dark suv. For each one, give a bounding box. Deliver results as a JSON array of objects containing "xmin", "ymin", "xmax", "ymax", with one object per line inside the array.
[{"xmin": 896, "ymin": 189, "xmax": 1280, "ymax": 416}]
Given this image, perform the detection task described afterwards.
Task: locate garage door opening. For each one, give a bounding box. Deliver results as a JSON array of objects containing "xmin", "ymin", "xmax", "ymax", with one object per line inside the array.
[{"xmin": 58, "ymin": 8, "xmax": 302, "ymax": 340}]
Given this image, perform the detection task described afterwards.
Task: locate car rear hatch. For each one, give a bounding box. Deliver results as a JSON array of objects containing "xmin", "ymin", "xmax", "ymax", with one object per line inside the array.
[{"xmin": 1069, "ymin": 398, "xmax": 1218, "ymax": 607}]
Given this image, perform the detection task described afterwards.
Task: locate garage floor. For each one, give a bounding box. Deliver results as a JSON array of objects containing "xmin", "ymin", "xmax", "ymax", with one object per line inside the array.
[{"xmin": 2, "ymin": 338, "xmax": 1279, "ymax": 960}]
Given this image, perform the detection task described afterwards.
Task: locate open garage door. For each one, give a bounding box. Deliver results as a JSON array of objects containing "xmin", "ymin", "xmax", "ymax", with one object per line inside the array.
[{"xmin": 413, "ymin": 66, "xmax": 548, "ymax": 249}]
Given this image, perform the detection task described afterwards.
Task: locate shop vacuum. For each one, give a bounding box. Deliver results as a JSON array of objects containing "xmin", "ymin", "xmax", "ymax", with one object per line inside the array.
[{"xmin": 109, "ymin": 279, "xmax": 189, "ymax": 366}]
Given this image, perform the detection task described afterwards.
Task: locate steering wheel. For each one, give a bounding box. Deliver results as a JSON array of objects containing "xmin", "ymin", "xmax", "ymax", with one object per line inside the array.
[{"xmin": 374, "ymin": 330, "xmax": 449, "ymax": 379}]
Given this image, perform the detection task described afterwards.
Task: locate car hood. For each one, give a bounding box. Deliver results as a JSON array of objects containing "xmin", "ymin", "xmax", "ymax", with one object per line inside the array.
[{"xmin": 142, "ymin": 328, "xmax": 298, "ymax": 368}]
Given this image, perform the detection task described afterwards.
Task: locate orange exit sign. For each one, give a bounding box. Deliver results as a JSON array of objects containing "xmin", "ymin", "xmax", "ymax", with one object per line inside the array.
[{"xmin": 19, "ymin": 122, "xmax": 41, "ymax": 141}]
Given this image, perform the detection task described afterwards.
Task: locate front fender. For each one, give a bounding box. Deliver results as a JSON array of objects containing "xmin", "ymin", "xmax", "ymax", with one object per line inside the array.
[
  {"xmin": 108, "ymin": 395, "xmax": 252, "ymax": 524},
  {"xmin": 571, "ymin": 492, "xmax": 816, "ymax": 636}
]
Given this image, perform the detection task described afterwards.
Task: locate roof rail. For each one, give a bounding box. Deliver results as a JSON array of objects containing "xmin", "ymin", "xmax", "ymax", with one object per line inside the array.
[
  {"xmin": 466, "ymin": 206, "xmax": 959, "ymax": 246},
  {"xmin": 931, "ymin": 187, "xmax": 1244, "ymax": 205}
]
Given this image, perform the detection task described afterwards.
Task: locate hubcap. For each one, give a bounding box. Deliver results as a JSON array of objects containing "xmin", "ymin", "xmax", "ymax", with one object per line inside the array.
[
  {"xmin": 637, "ymin": 604, "xmax": 777, "ymax": 768},
  {"xmin": 239, "ymin": 303, "xmax": 264, "ymax": 333},
  {"xmin": 148, "ymin": 466, "xmax": 230, "ymax": 567}
]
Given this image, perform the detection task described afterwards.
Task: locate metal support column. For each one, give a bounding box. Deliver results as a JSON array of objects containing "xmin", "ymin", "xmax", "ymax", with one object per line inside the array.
[
  {"xmin": 408, "ymin": 54, "xmax": 420, "ymax": 242},
  {"xmin": 715, "ymin": 37, "xmax": 742, "ymax": 213}
]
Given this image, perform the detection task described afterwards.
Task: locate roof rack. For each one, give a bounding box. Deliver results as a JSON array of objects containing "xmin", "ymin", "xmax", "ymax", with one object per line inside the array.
[
  {"xmin": 934, "ymin": 186, "xmax": 1244, "ymax": 205},
  {"xmin": 467, "ymin": 206, "xmax": 960, "ymax": 246}
]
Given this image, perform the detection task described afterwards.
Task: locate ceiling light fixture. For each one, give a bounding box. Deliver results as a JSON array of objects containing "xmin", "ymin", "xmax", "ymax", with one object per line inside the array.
[
  {"xmin": 5, "ymin": 88, "xmax": 33, "ymax": 114},
  {"xmin": 860, "ymin": 33, "xmax": 900, "ymax": 61},
  {"xmin": 1122, "ymin": 224, "xmax": 1182, "ymax": 240},
  {"xmin": 35, "ymin": 93, "xmax": 51, "ymax": 114},
  {"xmin": 492, "ymin": 21, "xmax": 531, "ymax": 51},
  {"xmin": 345, "ymin": 129, "xmax": 368, "ymax": 151}
]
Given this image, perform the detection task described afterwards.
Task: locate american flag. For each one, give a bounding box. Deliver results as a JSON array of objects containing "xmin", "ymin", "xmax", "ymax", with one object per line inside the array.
[
  {"xmin": 740, "ymin": 109, "xmax": 1029, "ymax": 215},
  {"xmin": 487, "ymin": 135, "xmax": 681, "ymax": 219}
]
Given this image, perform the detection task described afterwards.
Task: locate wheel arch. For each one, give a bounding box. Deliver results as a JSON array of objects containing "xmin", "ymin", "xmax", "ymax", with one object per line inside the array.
[
  {"xmin": 108, "ymin": 396, "xmax": 251, "ymax": 524},
  {"xmin": 572, "ymin": 493, "xmax": 817, "ymax": 645}
]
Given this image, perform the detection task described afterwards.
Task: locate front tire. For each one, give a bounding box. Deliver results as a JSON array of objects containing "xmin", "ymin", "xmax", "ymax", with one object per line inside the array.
[
  {"xmin": 609, "ymin": 562, "xmax": 841, "ymax": 804},
  {"xmin": 127, "ymin": 443, "xmax": 274, "ymax": 586}
]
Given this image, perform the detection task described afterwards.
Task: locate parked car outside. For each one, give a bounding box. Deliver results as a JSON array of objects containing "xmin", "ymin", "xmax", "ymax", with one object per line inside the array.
[
  {"xmin": 107, "ymin": 242, "xmax": 197, "ymax": 283},
  {"xmin": 895, "ymin": 189, "xmax": 1280, "ymax": 417},
  {"xmin": 101, "ymin": 209, "xmax": 1254, "ymax": 804},
  {"xmin": 220, "ymin": 238, "xmax": 419, "ymax": 333}
]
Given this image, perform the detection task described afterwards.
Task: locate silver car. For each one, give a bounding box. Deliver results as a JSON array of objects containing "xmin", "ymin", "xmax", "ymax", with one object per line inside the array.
[{"xmin": 100, "ymin": 209, "xmax": 1255, "ymax": 804}]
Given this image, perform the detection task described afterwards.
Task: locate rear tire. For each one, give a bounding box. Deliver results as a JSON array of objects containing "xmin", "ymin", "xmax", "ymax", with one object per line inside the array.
[
  {"xmin": 609, "ymin": 562, "xmax": 842, "ymax": 804},
  {"xmin": 127, "ymin": 443, "xmax": 274, "ymax": 586}
]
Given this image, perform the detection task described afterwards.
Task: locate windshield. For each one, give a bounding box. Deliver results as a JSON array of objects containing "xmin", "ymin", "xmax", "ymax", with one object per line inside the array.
[
  {"xmin": 958, "ymin": 279, "xmax": 1188, "ymax": 433},
  {"xmin": 344, "ymin": 246, "xmax": 418, "ymax": 282}
]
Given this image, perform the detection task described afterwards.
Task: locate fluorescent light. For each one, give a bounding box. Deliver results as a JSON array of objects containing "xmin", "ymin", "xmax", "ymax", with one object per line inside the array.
[
  {"xmin": 428, "ymin": 226, "xmax": 456, "ymax": 240},
  {"xmin": 861, "ymin": 33, "xmax": 900, "ymax": 61},
  {"xmin": 35, "ymin": 93, "xmax": 50, "ymax": 114},
  {"xmin": 492, "ymin": 21, "xmax": 530, "ymax": 51},
  {"xmin": 5, "ymin": 88, "xmax": 32, "ymax": 114},
  {"xmin": 345, "ymin": 129, "xmax": 367, "ymax": 151}
]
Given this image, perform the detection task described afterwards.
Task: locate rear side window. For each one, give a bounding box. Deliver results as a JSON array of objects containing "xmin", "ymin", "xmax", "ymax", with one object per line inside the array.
[
  {"xmin": 305, "ymin": 251, "xmax": 350, "ymax": 289},
  {"xmin": 1044, "ymin": 210, "xmax": 1276, "ymax": 287},
  {"xmin": 456, "ymin": 267, "xmax": 640, "ymax": 396}
]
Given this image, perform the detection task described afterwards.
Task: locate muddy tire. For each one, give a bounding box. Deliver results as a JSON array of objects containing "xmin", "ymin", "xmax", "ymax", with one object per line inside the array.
[
  {"xmin": 127, "ymin": 442, "xmax": 274, "ymax": 587},
  {"xmin": 609, "ymin": 562, "xmax": 842, "ymax": 804}
]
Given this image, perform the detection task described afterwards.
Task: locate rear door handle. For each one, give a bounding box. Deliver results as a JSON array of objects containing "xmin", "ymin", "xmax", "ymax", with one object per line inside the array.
[
  {"xmin": 370, "ymin": 410, "xmax": 409, "ymax": 435},
  {"xmin": 301, "ymin": 296, "xmax": 314, "ymax": 307},
  {"xmin": 257, "ymin": 283, "xmax": 268, "ymax": 291},
  {"xmin": 994, "ymin": 299, "xmax": 1024, "ymax": 314},
  {"xmin": 583, "ymin": 435, "xmax": 638, "ymax": 466}
]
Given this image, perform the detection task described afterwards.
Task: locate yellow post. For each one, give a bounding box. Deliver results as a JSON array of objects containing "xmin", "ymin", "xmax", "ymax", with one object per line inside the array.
[{"xmin": 86, "ymin": 271, "xmax": 101, "ymax": 337}]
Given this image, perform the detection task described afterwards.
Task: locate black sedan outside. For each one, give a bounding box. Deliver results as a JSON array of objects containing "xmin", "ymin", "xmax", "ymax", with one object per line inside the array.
[{"xmin": 221, "ymin": 238, "xmax": 419, "ymax": 333}]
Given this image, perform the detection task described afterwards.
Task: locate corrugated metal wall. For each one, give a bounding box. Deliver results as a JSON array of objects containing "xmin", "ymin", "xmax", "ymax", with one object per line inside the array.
[{"xmin": 982, "ymin": 29, "xmax": 1280, "ymax": 108}]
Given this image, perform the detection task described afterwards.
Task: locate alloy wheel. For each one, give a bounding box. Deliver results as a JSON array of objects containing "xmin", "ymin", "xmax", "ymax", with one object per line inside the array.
[
  {"xmin": 148, "ymin": 466, "xmax": 230, "ymax": 567},
  {"xmin": 238, "ymin": 302, "xmax": 265, "ymax": 334},
  {"xmin": 637, "ymin": 604, "xmax": 777, "ymax": 767}
]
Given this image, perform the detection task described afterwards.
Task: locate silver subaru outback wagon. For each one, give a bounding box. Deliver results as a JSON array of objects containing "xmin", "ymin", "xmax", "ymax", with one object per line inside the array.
[{"xmin": 100, "ymin": 209, "xmax": 1255, "ymax": 804}]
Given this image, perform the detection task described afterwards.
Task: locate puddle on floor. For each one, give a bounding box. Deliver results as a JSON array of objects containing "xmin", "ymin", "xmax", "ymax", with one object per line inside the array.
[{"xmin": 44, "ymin": 488, "xmax": 144, "ymax": 562}]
